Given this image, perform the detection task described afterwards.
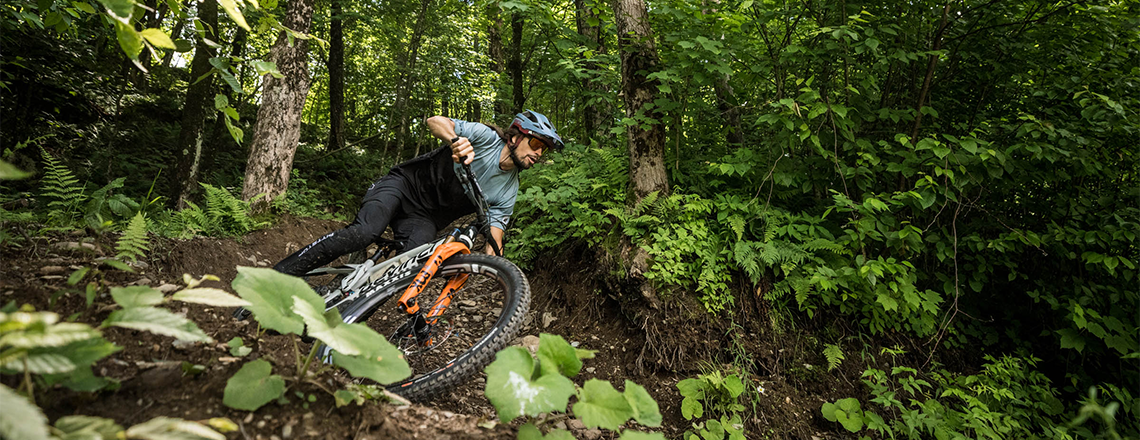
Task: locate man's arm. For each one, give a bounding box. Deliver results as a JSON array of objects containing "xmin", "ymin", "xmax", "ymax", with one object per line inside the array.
[
  {"xmin": 485, "ymin": 226, "xmax": 505, "ymax": 255},
  {"xmin": 425, "ymin": 115, "xmax": 473, "ymax": 165}
]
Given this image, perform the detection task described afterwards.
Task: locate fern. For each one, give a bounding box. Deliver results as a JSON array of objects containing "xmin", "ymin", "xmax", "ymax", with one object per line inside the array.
[
  {"xmin": 199, "ymin": 183, "xmax": 259, "ymax": 236},
  {"xmin": 38, "ymin": 148, "xmax": 86, "ymax": 226},
  {"xmin": 115, "ymin": 212, "xmax": 150, "ymax": 262},
  {"xmin": 823, "ymin": 344, "xmax": 845, "ymax": 371}
]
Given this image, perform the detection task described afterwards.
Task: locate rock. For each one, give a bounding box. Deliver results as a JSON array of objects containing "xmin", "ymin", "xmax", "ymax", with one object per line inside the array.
[
  {"xmin": 471, "ymin": 315, "xmax": 484, "ymax": 323},
  {"xmin": 585, "ymin": 367, "xmax": 595, "ymax": 374},
  {"xmin": 41, "ymin": 275, "xmax": 64, "ymax": 281},
  {"xmin": 568, "ymin": 419, "xmax": 585, "ymax": 430},
  {"xmin": 39, "ymin": 266, "xmax": 68, "ymax": 275},
  {"xmin": 157, "ymin": 284, "xmax": 180, "ymax": 293},
  {"xmin": 542, "ymin": 312, "xmax": 557, "ymax": 329},
  {"xmin": 172, "ymin": 340, "xmax": 198, "ymax": 351},
  {"xmin": 52, "ymin": 242, "xmax": 96, "ymax": 252},
  {"xmin": 583, "ymin": 429, "xmax": 602, "ymax": 440},
  {"xmin": 256, "ymin": 420, "xmax": 266, "ymax": 429},
  {"xmin": 554, "ymin": 421, "xmax": 567, "ymax": 430},
  {"xmin": 131, "ymin": 261, "xmax": 149, "ymax": 270},
  {"xmin": 134, "ymin": 278, "xmax": 153, "ymax": 286},
  {"xmin": 571, "ymin": 341, "xmax": 580, "ymax": 348},
  {"xmin": 282, "ymin": 423, "xmax": 294, "ymax": 439},
  {"xmin": 518, "ymin": 335, "xmax": 540, "ymax": 354}
]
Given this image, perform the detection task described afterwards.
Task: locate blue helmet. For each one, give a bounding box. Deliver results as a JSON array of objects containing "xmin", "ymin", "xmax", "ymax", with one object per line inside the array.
[{"xmin": 510, "ymin": 110, "xmax": 564, "ymax": 152}]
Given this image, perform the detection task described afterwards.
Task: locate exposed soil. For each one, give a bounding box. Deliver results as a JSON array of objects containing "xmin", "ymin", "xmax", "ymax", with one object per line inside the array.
[{"xmin": 0, "ymin": 216, "xmax": 860, "ymax": 439}]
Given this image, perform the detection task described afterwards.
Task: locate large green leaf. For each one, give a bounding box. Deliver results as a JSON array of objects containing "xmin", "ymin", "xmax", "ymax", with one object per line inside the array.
[
  {"xmin": 618, "ymin": 431, "xmax": 667, "ymax": 440},
  {"xmin": 172, "ymin": 288, "xmax": 251, "ymax": 307},
  {"xmin": 484, "ymin": 347, "xmax": 574, "ymax": 422},
  {"xmin": 680, "ymin": 396, "xmax": 703, "ymax": 420},
  {"xmin": 623, "ymin": 380, "xmax": 662, "ymax": 427},
  {"xmin": 1, "ymin": 352, "xmax": 76, "ymax": 374},
  {"xmin": 223, "ymin": 359, "xmax": 284, "ymax": 411},
  {"xmin": 125, "ymin": 416, "xmax": 225, "ymax": 440},
  {"xmin": 55, "ymin": 415, "xmax": 123, "ymax": 439},
  {"xmin": 0, "ymin": 322, "xmax": 99, "ymax": 347},
  {"xmin": 572, "ymin": 379, "xmax": 635, "ymax": 430},
  {"xmin": 231, "ymin": 267, "xmax": 322, "ymax": 335},
  {"xmin": 536, "ymin": 333, "xmax": 581, "ymax": 378},
  {"xmin": 110, "ymin": 286, "xmax": 165, "ymax": 308},
  {"xmin": 293, "ymin": 298, "xmax": 371, "ymax": 356},
  {"xmin": 217, "ymin": 0, "xmax": 250, "ymax": 31},
  {"xmin": 114, "ymin": 21, "xmax": 142, "ymax": 60},
  {"xmin": 103, "ymin": 307, "xmax": 212, "ymax": 342},
  {"xmin": 96, "ymin": 0, "xmax": 135, "ymax": 18},
  {"xmin": 0, "ymin": 384, "xmax": 51, "ymax": 440}
]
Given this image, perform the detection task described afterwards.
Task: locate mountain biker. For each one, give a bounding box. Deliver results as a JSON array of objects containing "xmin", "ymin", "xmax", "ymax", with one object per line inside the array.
[{"xmin": 270, "ymin": 110, "xmax": 565, "ymax": 277}]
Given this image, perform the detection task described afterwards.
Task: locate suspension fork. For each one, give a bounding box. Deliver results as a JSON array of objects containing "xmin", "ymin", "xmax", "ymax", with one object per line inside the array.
[{"xmin": 397, "ymin": 241, "xmax": 471, "ymax": 315}]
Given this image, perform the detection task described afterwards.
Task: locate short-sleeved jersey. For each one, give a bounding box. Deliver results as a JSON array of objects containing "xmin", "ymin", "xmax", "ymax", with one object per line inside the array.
[{"xmin": 450, "ymin": 119, "xmax": 518, "ymax": 230}]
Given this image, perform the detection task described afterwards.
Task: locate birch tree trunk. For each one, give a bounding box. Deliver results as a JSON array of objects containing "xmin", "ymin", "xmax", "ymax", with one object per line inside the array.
[
  {"xmin": 241, "ymin": 0, "xmax": 316, "ymax": 207},
  {"xmin": 172, "ymin": 0, "xmax": 218, "ymax": 209}
]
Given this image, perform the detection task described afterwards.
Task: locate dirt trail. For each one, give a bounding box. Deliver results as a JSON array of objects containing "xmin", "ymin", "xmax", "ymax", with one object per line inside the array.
[{"xmin": 0, "ymin": 216, "xmax": 833, "ymax": 439}]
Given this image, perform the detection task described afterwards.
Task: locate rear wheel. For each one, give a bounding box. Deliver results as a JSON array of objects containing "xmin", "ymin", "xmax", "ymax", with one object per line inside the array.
[{"xmin": 326, "ymin": 253, "xmax": 530, "ymax": 401}]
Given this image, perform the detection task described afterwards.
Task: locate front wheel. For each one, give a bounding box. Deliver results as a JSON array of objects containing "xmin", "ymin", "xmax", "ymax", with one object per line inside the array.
[{"xmin": 327, "ymin": 253, "xmax": 531, "ymax": 401}]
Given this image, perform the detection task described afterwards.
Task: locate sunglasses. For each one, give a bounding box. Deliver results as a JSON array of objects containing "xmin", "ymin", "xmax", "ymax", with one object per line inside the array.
[{"xmin": 526, "ymin": 136, "xmax": 552, "ymax": 153}]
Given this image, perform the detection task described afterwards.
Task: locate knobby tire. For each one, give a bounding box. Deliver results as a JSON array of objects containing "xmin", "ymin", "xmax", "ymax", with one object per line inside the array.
[{"xmin": 329, "ymin": 253, "xmax": 530, "ymax": 401}]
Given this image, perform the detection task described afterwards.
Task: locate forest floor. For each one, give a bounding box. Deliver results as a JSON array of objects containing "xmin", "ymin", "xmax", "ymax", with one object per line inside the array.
[{"xmin": 1, "ymin": 215, "xmax": 852, "ymax": 439}]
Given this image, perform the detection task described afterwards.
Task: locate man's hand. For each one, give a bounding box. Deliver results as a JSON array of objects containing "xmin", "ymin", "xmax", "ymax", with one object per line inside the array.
[{"xmin": 450, "ymin": 137, "xmax": 474, "ymax": 165}]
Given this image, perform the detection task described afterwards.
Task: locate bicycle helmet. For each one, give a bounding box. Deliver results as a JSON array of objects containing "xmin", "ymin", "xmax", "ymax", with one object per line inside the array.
[{"xmin": 510, "ymin": 110, "xmax": 565, "ymax": 152}]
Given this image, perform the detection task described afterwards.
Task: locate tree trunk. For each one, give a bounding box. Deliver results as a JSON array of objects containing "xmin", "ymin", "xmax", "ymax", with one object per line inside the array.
[
  {"xmin": 487, "ymin": 2, "xmax": 507, "ymax": 119},
  {"xmin": 612, "ymin": 0, "xmax": 667, "ymax": 308},
  {"xmin": 172, "ymin": 0, "xmax": 218, "ymax": 209},
  {"xmin": 240, "ymin": 0, "xmax": 316, "ymax": 207},
  {"xmin": 715, "ymin": 73, "xmax": 743, "ymax": 148},
  {"xmin": 612, "ymin": 0, "xmax": 667, "ymax": 203},
  {"xmin": 509, "ymin": 12, "xmax": 525, "ymax": 113},
  {"xmin": 328, "ymin": 0, "xmax": 346, "ymax": 150},
  {"xmin": 392, "ymin": 0, "xmax": 433, "ymax": 156}
]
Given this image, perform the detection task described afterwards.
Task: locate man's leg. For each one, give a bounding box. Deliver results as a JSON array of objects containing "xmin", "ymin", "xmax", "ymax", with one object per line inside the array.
[
  {"xmin": 273, "ymin": 185, "xmax": 404, "ymax": 276},
  {"xmin": 390, "ymin": 216, "xmax": 439, "ymax": 252}
]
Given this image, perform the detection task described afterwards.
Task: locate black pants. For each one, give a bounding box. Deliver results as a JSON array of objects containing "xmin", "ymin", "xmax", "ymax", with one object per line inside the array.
[{"xmin": 273, "ymin": 147, "xmax": 474, "ymax": 276}]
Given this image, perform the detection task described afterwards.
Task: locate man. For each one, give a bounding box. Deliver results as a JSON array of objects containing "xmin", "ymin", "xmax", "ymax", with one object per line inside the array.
[{"xmin": 271, "ymin": 110, "xmax": 564, "ymax": 277}]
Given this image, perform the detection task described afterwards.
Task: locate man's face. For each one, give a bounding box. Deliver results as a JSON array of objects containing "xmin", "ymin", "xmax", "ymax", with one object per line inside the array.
[{"xmin": 513, "ymin": 135, "xmax": 549, "ymax": 169}]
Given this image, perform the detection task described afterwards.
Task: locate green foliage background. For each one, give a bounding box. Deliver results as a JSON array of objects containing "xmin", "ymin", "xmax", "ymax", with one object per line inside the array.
[{"xmin": 1, "ymin": 0, "xmax": 1137, "ymax": 436}]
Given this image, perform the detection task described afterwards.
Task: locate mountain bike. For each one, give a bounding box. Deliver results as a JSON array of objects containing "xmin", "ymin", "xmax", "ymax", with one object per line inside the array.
[{"xmin": 295, "ymin": 158, "xmax": 530, "ymax": 401}]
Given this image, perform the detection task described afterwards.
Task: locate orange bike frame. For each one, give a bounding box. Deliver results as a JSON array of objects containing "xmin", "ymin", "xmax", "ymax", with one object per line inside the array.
[{"xmin": 397, "ymin": 241, "xmax": 471, "ymax": 315}]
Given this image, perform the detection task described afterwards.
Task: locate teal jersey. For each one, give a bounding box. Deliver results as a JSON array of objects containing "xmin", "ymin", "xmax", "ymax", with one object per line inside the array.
[{"xmin": 451, "ymin": 119, "xmax": 518, "ymax": 230}]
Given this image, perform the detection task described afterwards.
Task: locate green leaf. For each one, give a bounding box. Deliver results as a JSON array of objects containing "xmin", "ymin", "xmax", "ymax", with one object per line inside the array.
[
  {"xmin": 1, "ymin": 352, "xmax": 76, "ymax": 374},
  {"xmin": 0, "ymin": 384, "xmax": 51, "ymax": 440},
  {"xmin": 223, "ymin": 359, "xmax": 285, "ymax": 411},
  {"xmin": 573, "ymin": 379, "xmax": 635, "ymax": 430},
  {"xmin": 103, "ymin": 307, "xmax": 212, "ymax": 342},
  {"xmin": 724, "ymin": 375, "xmax": 745, "ymax": 398},
  {"xmin": 213, "ymin": 94, "xmax": 229, "ymax": 110},
  {"xmin": 821, "ymin": 402, "xmax": 838, "ymax": 422},
  {"xmin": 251, "ymin": 60, "xmax": 284, "ymax": 78},
  {"xmin": 676, "ymin": 378, "xmax": 705, "ymax": 398},
  {"xmin": 55, "ymin": 415, "xmax": 123, "ymax": 439},
  {"xmin": 619, "ymin": 431, "xmax": 667, "ymax": 440},
  {"xmin": 0, "ymin": 322, "xmax": 99, "ymax": 348},
  {"xmin": 518, "ymin": 424, "xmax": 543, "ymax": 440},
  {"xmin": 623, "ymin": 380, "xmax": 662, "ymax": 427},
  {"xmin": 329, "ymin": 346, "xmax": 411, "ymax": 384},
  {"xmin": 102, "ymin": 259, "xmax": 135, "ymax": 272},
  {"xmin": 295, "ymin": 299, "xmax": 371, "ymax": 356},
  {"xmin": 227, "ymin": 337, "xmax": 251, "ymax": 357},
  {"xmin": 333, "ymin": 390, "xmax": 357, "ymax": 407},
  {"xmin": 114, "ymin": 21, "xmax": 143, "ymax": 60},
  {"xmin": 172, "ymin": 288, "xmax": 251, "ymax": 307},
  {"xmin": 97, "ymin": 0, "xmax": 135, "ymax": 19},
  {"xmin": 484, "ymin": 347, "xmax": 575, "ymax": 422},
  {"xmin": 125, "ymin": 417, "xmax": 225, "ymax": 440},
  {"xmin": 1058, "ymin": 329, "xmax": 1086, "ymax": 352},
  {"xmin": 217, "ymin": 0, "xmax": 250, "ymax": 30},
  {"xmin": 835, "ymin": 409, "xmax": 865, "ymax": 432},
  {"xmin": 681, "ymin": 395, "xmax": 704, "ymax": 420},
  {"xmin": 67, "ymin": 267, "xmax": 90, "ymax": 286},
  {"xmin": 110, "ymin": 286, "xmax": 164, "ymax": 308},
  {"xmin": 231, "ymin": 267, "xmax": 322, "ymax": 335},
  {"xmin": 0, "ymin": 159, "xmax": 32, "ymax": 180},
  {"xmin": 537, "ymin": 333, "xmax": 582, "ymax": 378},
  {"xmin": 72, "ymin": 1, "xmax": 97, "ymax": 14},
  {"xmin": 140, "ymin": 28, "xmax": 176, "ymax": 49}
]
